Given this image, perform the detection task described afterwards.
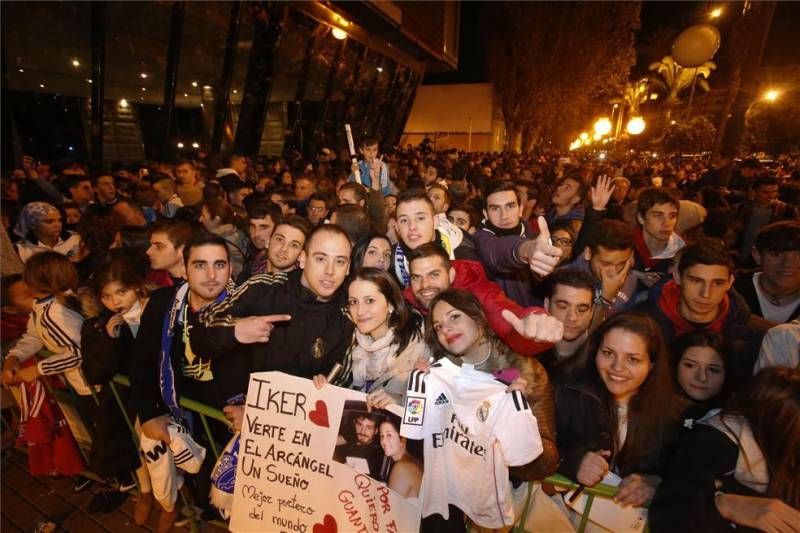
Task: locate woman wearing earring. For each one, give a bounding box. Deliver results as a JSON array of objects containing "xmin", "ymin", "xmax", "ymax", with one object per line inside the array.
[{"xmin": 314, "ymin": 268, "xmax": 429, "ymax": 408}]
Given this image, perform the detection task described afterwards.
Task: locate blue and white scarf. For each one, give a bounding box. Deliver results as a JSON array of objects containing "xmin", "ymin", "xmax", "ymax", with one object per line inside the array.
[{"xmin": 159, "ymin": 282, "xmax": 229, "ymax": 421}]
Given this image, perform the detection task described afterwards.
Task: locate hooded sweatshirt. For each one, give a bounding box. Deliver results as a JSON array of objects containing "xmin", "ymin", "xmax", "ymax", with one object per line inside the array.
[{"xmin": 634, "ymin": 280, "xmax": 770, "ymax": 387}]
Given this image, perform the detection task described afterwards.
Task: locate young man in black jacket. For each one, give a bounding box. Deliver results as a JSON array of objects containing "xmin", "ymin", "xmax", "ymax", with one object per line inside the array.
[
  {"xmin": 633, "ymin": 239, "xmax": 771, "ymax": 389},
  {"xmin": 190, "ymin": 223, "xmax": 354, "ymax": 376},
  {"xmin": 188, "ymin": 224, "xmax": 356, "ymax": 431},
  {"xmin": 132, "ymin": 232, "xmax": 249, "ymax": 528}
]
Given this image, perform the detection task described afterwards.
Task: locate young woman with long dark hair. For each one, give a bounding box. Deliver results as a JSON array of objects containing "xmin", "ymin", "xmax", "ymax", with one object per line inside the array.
[
  {"xmin": 425, "ymin": 289, "xmax": 559, "ymax": 481},
  {"xmin": 651, "ymin": 367, "xmax": 800, "ymax": 532},
  {"xmin": 555, "ymin": 312, "xmax": 683, "ymax": 508},
  {"xmin": 351, "ymin": 233, "xmax": 393, "ymax": 272},
  {"xmin": 379, "ymin": 417, "xmax": 423, "ymax": 500},
  {"xmin": 415, "ymin": 289, "xmax": 558, "ymax": 531},
  {"xmin": 671, "ymin": 330, "xmax": 733, "ymax": 427},
  {"xmin": 314, "ymin": 267, "xmax": 429, "ymax": 408}
]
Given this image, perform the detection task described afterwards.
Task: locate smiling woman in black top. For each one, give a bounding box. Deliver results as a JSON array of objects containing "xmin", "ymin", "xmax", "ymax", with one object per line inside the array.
[{"xmin": 555, "ymin": 312, "xmax": 684, "ymax": 508}]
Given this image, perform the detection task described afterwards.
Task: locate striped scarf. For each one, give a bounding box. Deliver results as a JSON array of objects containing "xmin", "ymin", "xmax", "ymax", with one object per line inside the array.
[{"xmin": 159, "ymin": 282, "xmax": 230, "ymax": 421}]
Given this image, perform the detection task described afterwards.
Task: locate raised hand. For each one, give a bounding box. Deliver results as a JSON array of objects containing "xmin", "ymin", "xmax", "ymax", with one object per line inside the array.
[
  {"xmin": 506, "ymin": 376, "xmax": 529, "ymax": 393},
  {"xmin": 141, "ymin": 414, "xmax": 172, "ymax": 444},
  {"xmin": 517, "ymin": 217, "xmax": 563, "ymax": 277},
  {"xmin": 312, "ymin": 374, "xmax": 328, "ymax": 390},
  {"xmin": 105, "ymin": 314, "xmax": 125, "ymax": 338},
  {"xmin": 366, "ymin": 389, "xmax": 394, "ymax": 410},
  {"xmin": 222, "ymin": 405, "xmax": 245, "ymax": 432},
  {"xmin": 369, "ymin": 155, "xmax": 383, "ymax": 190},
  {"xmin": 577, "ymin": 449, "xmax": 611, "ymax": 486},
  {"xmin": 599, "ymin": 255, "xmax": 634, "ymax": 303},
  {"xmin": 1, "ymin": 356, "xmax": 20, "ymax": 387},
  {"xmin": 715, "ymin": 493, "xmax": 800, "ymax": 533},
  {"xmin": 501, "ymin": 309, "xmax": 564, "ymax": 343},
  {"xmin": 615, "ymin": 473, "xmax": 660, "ymax": 507},
  {"xmin": 590, "ymin": 174, "xmax": 616, "ymax": 211},
  {"xmin": 234, "ymin": 314, "xmax": 292, "ymax": 344}
]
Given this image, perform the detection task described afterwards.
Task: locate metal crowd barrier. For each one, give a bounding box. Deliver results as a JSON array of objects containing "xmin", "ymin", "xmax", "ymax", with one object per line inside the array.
[{"xmin": 12, "ymin": 362, "xmax": 634, "ymax": 533}]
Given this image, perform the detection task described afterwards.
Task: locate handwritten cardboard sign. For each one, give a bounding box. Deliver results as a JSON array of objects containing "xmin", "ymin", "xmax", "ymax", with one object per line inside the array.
[{"xmin": 230, "ymin": 372, "xmax": 422, "ymax": 533}]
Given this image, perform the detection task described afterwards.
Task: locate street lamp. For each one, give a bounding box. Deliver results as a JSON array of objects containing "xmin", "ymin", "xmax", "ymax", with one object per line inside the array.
[
  {"xmin": 745, "ymin": 89, "xmax": 781, "ymax": 121},
  {"xmin": 710, "ymin": 7, "xmax": 723, "ymax": 19},
  {"xmin": 626, "ymin": 116, "xmax": 645, "ymax": 135},
  {"xmin": 594, "ymin": 117, "xmax": 612, "ymax": 136},
  {"xmin": 579, "ymin": 132, "xmax": 589, "ymax": 141}
]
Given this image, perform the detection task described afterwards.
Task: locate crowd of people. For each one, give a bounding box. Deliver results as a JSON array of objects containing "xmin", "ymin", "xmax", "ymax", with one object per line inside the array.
[{"xmin": 1, "ymin": 138, "xmax": 798, "ymax": 532}]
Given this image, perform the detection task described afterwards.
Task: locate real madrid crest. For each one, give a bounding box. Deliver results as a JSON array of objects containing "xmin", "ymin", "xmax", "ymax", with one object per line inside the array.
[
  {"xmin": 476, "ymin": 400, "xmax": 491, "ymax": 422},
  {"xmin": 312, "ymin": 337, "xmax": 325, "ymax": 359}
]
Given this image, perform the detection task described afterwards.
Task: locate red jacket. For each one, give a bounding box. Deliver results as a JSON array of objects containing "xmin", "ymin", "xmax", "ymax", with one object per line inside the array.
[{"xmin": 403, "ymin": 259, "xmax": 552, "ymax": 357}]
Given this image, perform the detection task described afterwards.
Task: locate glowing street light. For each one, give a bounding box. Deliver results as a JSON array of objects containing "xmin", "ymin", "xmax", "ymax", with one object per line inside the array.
[
  {"xmin": 626, "ymin": 116, "xmax": 646, "ymax": 135},
  {"xmin": 177, "ymin": 142, "xmax": 184, "ymax": 148},
  {"xmin": 594, "ymin": 117, "xmax": 612, "ymax": 136},
  {"xmin": 592, "ymin": 133, "xmax": 602, "ymax": 141},
  {"xmin": 579, "ymin": 132, "xmax": 589, "ymax": 141},
  {"xmin": 763, "ymin": 90, "xmax": 779, "ymax": 102},
  {"xmin": 71, "ymin": 59, "xmax": 80, "ymax": 67},
  {"xmin": 119, "ymin": 99, "xmax": 129, "ymax": 108},
  {"xmin": 710, "ymin": 7, "xmax": 723, "ymax": 19}
]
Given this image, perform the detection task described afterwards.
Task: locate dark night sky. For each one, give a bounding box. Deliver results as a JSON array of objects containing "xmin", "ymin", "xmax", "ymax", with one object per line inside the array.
[{"xmin": 424, "ymin": 1, "xmax": 800, "ymax": 85}]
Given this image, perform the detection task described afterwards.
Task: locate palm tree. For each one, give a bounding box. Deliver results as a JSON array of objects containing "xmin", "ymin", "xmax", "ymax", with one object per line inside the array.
[
  {"xmin": 621, "ymin": 78, "xmax": 652, "ymax": 113},
  {"xmin": 649, "ymin": 55, "xmax": 716, "ymax": 122}
]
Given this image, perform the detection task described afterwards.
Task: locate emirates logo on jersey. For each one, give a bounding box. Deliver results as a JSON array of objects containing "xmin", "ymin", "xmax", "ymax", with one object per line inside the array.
[{"xmin": 476, "ymin": 400, "xmax": 491, "ymax": 423}]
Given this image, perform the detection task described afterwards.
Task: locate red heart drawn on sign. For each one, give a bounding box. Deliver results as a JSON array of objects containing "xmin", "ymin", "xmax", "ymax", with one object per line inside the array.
[
  {"xmin": 313, "ymin": 514, "xmax": 337, "ymax": 533},
  {"xmin": 309, "ymin": 400, "xmax": 329, "ymax": 428}
]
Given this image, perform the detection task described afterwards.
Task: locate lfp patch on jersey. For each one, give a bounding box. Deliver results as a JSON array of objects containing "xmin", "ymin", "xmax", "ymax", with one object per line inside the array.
[{"xmin": 404, "ymin": 396, "xmax": 426, "ymax": 426}]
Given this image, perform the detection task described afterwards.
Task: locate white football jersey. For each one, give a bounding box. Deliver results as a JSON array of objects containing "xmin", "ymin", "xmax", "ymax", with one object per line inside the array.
[{"xmin": 400, "ymin": 358, "xmax": 543, "ymax": 528}]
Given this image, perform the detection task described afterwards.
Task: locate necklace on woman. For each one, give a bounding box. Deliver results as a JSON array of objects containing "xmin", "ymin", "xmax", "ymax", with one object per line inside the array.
[{"xmin": 467, "ymin": 342, "xmax": 493, "ymax": 368}]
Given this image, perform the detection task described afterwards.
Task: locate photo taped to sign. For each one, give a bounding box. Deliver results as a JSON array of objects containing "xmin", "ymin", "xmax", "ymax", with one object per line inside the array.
[{"xmin": 332, "ymin": 400, "xmax": 424, "ymax": 501}]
